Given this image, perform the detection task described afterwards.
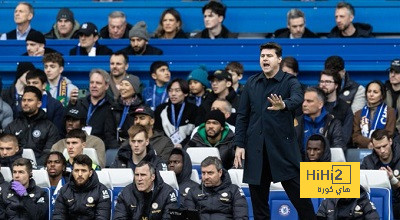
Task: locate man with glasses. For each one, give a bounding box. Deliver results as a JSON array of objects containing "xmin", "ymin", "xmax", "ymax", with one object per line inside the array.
[{"xmin": 385, "ymin": 59, "xmax": 400, "ymax": 133}]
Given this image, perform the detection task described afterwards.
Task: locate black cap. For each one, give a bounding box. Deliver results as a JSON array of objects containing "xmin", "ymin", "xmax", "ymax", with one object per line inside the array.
[
  {"xmin": 389, "ymin": 59, "xmax": 400, "ymax": 73},
  {"xmin": 207, "ymin": 69, "xmax": 232, "ymax": 82},
  {"xmin": 77, "ymin": 22, "xmax": 98, "ymax": 36},
  {"xmin": 65, "ymin": 106, "xmax": 86, "ymax": 120},
  {"xmin": 131, "ymin": 105, "xmax": 154, "ymax": 118},
  {"xmin": 26, "ymin": 30, "xmax": 46, "ymax": 44},
  {"xmin": 16, "ymin": 62, "xmax": 35, "ymax": 81}
]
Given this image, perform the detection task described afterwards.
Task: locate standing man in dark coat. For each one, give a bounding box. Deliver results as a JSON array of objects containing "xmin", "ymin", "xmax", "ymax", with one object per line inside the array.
[{"xmin": 234, "ymin": 42, "xmax": 316, "ymax": 219}]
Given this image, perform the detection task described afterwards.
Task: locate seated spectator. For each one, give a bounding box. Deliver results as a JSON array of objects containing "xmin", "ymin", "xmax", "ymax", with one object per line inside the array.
[
  {"xmin": 43, "ymin": 53, "xmax": 78, "ymax": 107},
  {"xmin": 51, "ymin": 105, "xmax": 106, "ymax": 168},
  {"xmin": 3, "ymin": 86, "xmax": 59, "ymax": 165},
  {"xmin": 99, "ymin": 11, "xmax": 132, "ymax": 39},
  {"xmin": 64, "ymin": 129, "xmax": 100, "ymax": 170},
  {"xmin": 361, "ymin": 129, "xmax": 400, "ymax": 219},
  {"xmin": 53, "ymin": 155, "xmax": 111, "ymax": 219},
  {"xmin": 186, "ymin": 110, "xmax": 235, "ymax": 170},
  {"xmin": 193, "ymin": 1, "xmax": 237, "ymax": 39},
  {"xmin": 353, "ymin": 80, "xmax": 396, "ymax": 148},
  {"xmin": 316, "ymin": 185, "xmax": 379, "ymax": 219},
  {"xmin": 187, "ymin": 65, "xmax": 211, "ymax": 107},
  {"xmin": 0, "ymin": 78, "xmax": 13, "ymax": 131},
  {"xmin": 132, "ymin": 105, "xmax": 174, "ymax": 161},
  {"xmin": 202, "ymin": 70, "xmax": 240, "ymax": 114},
  {"xmin": 0, "ymin": 2, "xmax": 36, "ymax": 40},
  {"xmin": 328, "ymin": 2, "xmax": 373, "ymax": 38},
  {"xmin": 225, "ymin": 61, "xmax": 244, "ymax": 95},
  {"xmin": 69, "ymin": 69, "xmax": 113, "ymax": 142},
  {"xmin": 1, "ymin": 62, "xmax": 35, "ymax": 118},
  {"xmin": 183, "ymin": 156, "xmax": 248, "ymax": 219},
  {"xmin": 108, "ymin": 52, "xmax": 131, "ymax": 101},
  {"xmin": 23, "ymin": 30, "xmax": 59, "ymax": 56},
  {"xmin": 105, "ymin": 75, "xmax": 143, "ymax": 149},
  {"xmin": 294, "ymin": 87, "xmax": 344, "ymax": 158},
  {"xmin": 142, "ymin": 61, "xmax": 171, "ymax": 110},
  {"xmin": 44, "ymin": 151, "xmax": 69, "ymax": 212},
  {"xmin": 385, "ymin": 59, "xmax": 400, "ymax": 133},
  {"xmin": 117, "ymin": 21, "xmax": 163, "ymax": 55},
  {"xmin": 45, "ymin": 8, "xmax": 80, "ymax": 39},
  {"xmin": 167, "ymin": 148, "xmax": 199, "ymax": 205},
  {"xmin": 111, "ymin": 125, "xmax": 167, "ymax": 171},
  {"xmin": 1, "ymin": 158, "xmax": 48, "ymax": 219},
  {"xmin": 305, "ymin": 134, "xmax": 331, "ymax": 162},
  {"xmin": 113, "ymin": 161, "xmax": 178, "ymax": 219},
  {"xmin": 154, "ymin": 79, "xmax": 199, "ymax": 147},
  {"xmin": 0, "ymin": 134, "xmax": 22, "ymax": 167},
  {"xmin": 69, "ymin": 22, "xmax": 113, "ymax": 56},
  {"xmin": 273, "ymin": 9, "xmax": 318, "ymax": 38},
  {"xmin": 26, "ymin": 68, "xmax": 65, "ymax": 133},
  {"xmin": 0, "ymin": 163, "xmax": 10, "ymax": 212},
  {"xmin": 153, "ymin": 8, "xmax": 187, "ymax": 39}
]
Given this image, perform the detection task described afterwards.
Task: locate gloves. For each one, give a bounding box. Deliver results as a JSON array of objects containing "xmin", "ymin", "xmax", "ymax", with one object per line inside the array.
[{"xmin": 11, "ymin": 181, "xmax": 27, "ymax": 196}]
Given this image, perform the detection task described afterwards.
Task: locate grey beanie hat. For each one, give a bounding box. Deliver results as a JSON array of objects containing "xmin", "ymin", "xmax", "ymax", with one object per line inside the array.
[
  {"xmin": 122, "ymin": 74, "xmax": 141, "ymax": 94},
  {"xmin": 129, "ymin": 21, "xmax": 150, "ymax": 41}
]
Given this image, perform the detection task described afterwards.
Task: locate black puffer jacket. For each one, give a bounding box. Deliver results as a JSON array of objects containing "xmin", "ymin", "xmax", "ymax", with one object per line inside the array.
[
  {"xmin": 113, "ymin": 171, "xmax": 178, "ymax": 220},
  {"xmin": 304, "ymin": 134, "xmax": 332, "ymax": 162},
  {"xmin": 111, "ymin": 144, "xmax": 167, "ymax": 171},
  {"xmin": 1, "ymin": 179, "xmax": 48, "ymax": 220},
  {"xmin": 316, "ymin": 186, "xmax": 379, "ymax": 219},
  {"xmin": 183, "ymin": 169, "xmax": 248, "ymax": 220},
  {"xmin": 52, "ymin": 171, "xmax": 111, "ymax": 220},
  {"xmin": 3, "ymin": 109, "xmax": 60, "ymax": 165},
  {"xmin": 328, "ymin": 22, "xmax": 374, "ymax": 38}
]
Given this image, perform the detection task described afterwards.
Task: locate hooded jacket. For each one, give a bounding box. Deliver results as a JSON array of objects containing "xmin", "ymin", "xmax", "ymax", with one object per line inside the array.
[
  {"xmin": 183, "ymin": 169, "xmax": 248, "ymax": 220},
  {"xmin": 328, "ymin": 22, "xmax": 374, "ymax": 38},
  {"xmin": 304, "ymin": 134, "xmax": 332, "ymax": 162},
  {"xmin": 99, "ymin": 23, "xmax": 133, "ymax": 39},
  {"xmin": 0, "ymin": 146, "xmax": 23, "ymax": 167},
  {"xmin": 316, "ymin": 186, "xmax": 379, "ymax": 219},
  {"xmin": 168, "ymin": 148, "xmax": 199, "ymax": 205},
  {"xmin": 1, "ymin": 179, "xmax": 48, "ymax": 220},
  {"xmin": 0, "ymin": 97, "xmax": 13, "ymax": 131},
  {"xmin": 44, "ymin": 20, "xmax": 80, "ymax": 39},
  {"xmin": 3, "ymin": 109, "xmax": 60, "ymax": 165},
  {"xmin": 52, "ymin": 171, "xmax": 111, "ymax": 220},
  {"xmin": 111, "ymin": 144, "xmax": 167, "ymax": 171},
  {"xmin": 185, "ymin": 123, "xmax": 235, "ymax": 170},
  {"xmin": 113, "ymin": 170, "xmax": 178, "ymax": 220},
  {"xmin": 361, "ymin": 140, "xmax": 400, "ymax": 204}
]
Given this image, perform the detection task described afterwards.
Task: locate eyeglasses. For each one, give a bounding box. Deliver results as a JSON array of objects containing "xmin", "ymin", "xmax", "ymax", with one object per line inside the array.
[{"xmin": 319, "ymin": 80, "xmax": 335, "ymax": 84}]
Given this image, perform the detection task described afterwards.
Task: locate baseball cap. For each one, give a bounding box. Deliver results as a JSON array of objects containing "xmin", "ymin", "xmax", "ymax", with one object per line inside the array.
[
  {"xmin": 77, "ymin": 22, "xmax": 98, "ymax": 36},
  {"xmin": 131, "ymin": 105, "xmax": 154, "ymax": 118},
  {"xmin": 389, "ymin": 59, "xmax": 400, "ymax": 73},
  {"xmin": 207, "ymin": 70, "xmax": 232, "ymax": 82},
  {"xmin": 65, "ymin": 106, "xmax": 86, "ymax": 120}
]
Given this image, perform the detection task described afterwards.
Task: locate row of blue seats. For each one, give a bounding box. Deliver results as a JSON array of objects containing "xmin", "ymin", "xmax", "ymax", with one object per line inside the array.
[{"xmin": 0, "ymin": 1, "xmax": 399, "ymax": 34}]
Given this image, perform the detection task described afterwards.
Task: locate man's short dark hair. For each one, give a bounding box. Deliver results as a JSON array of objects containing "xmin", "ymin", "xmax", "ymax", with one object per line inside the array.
[
  {"xmin": 320, "ymin": 69, "xmax": 342, "ymax": 94},
  {"xmin": 111, "ymin": 51, "xmax": 129, "ymax": 64},
  {"xmin": 336, "ymin": 1, "xmax": 355, "ymax": 16},
  {"xmin": 201, "ymin": 156, "xmax": 223, "ymax": 171},
  {"xmin": 225, "ymin": 61, "xmax": 244, "ymax": 76},
  {"xmin": 150, "ymin": 61, "xmax": 169, "ymax": 75},
  {"xmin": 307, "ymin": 134, "xmax": 326, "ymax": 150},
  {"xmin": 202, "ymin": 1, "xmax": 226, "ymax": 18},
  {"xmin": 66, "ymin": 129, "xmax": 86, "ymax": 143},
  {"xmin": 24, "ymin": 85, "xmax": 42, "ymax": 100},
  {"xmin": 42, "ymin": 52, "xmax": 65, "ymax": 67},
  {"xmin": 73, "ymin": 154, "xmax": 93, "ymax": 170},
  {"xmin": 136, "ymin": 160, "xmax": 155, "ymax": 176},
  {"xmin": 260, "ymin": 42, "xmax": 282, "ymax": 58},
  {"xmin": 44, "ymin": 151, "xmax": 67, "ymax": 168},
  {"xmin": 12, "ymin": 158, "xmax": 33, "ymax": 175},
  {"xmin": 281, "ymin": 56, "xmax": 299, "ymax": 74},
  {"xmin": 371, "ymin": 129, "xmax": 391, "ymax": 142},
  {"xmin": 365, "ymin": 80, "xmax": 386, "ymax": 101},
  {"xmin": 305, "ymin": 86, "xmax": 326, "ymax": 105},
  {"xmin": 325, "ymin": 55, "xmax": 345, "ymax": 73},
  {"xmin": 26, "ymin": 69, "xmax": 47, "ymax": 84},
  {"xmin": 167, "ymin": 78, "xmax": 190, "ymax": 95}
]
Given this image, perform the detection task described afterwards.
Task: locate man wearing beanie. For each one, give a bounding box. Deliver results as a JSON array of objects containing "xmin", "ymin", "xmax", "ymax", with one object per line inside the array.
[
  {"xmin": 185, "ymin": 109, "xmax": 235, "ymax": 170},
  {"xmin": 69, "ymin": 22, "xmax": 113, "ymax": 56},
  {"xmin": 0, "ymin": 2, "xmax": 36, "ymax": 40},
  {"xmin": 117, "ymin": 21, "xmax": 163, "ymax": 55},
  {"xmin": 45, "ymin": 8, "xmax": 80, "ymax": 39},
  {"xmin": 187, "ymin": 65, "xmax": 211, "ymax": 107},
  {"xmin": 23, "ymin": 30, "xmax": 59, "ymax": 56}
]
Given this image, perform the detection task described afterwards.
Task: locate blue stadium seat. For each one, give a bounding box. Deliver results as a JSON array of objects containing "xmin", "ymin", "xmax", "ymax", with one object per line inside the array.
[
  {"xmin": 268, "ymin": 190, "xmax": 298, "ymax": 220},
  {"xmin": 370, "ymin": 188, "xmax": 393, "ymax": 220},
  {"xmin": 40, "ymin": 187, "xmax": 51, "ymax": 220},
  {"xmin": 346, "ymin": 148, "xmax": 372, "ymax": 163},
  {"xmin": 103, "ymin": 168, "xmax": 134, "ymax": 213},
  {"xmin": 105, "ymin": 148, "xmax": 119, "ymax": 168}
]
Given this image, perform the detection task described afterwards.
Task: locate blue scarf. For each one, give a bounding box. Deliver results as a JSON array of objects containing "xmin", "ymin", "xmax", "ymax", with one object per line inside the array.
[{"xmin": 360, "ymin": 103, "xmax": 387, "ymax": 138}]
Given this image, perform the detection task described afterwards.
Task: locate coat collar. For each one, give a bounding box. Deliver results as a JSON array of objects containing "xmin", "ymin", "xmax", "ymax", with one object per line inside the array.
[{"xmin": 255, "ymin": 69, "xmax": 285, "ymax": 82}]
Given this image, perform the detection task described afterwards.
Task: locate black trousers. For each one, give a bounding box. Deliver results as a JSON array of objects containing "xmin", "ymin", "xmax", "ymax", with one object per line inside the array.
[{"xmin": 249, "ymin": 150, "xmax": 316, "ymax": 220}]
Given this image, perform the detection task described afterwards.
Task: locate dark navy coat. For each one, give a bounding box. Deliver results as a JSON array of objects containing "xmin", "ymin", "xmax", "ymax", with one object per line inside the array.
[{"xmin": 234, "ymin": 70, "xmax": 303, "ymax": 184}]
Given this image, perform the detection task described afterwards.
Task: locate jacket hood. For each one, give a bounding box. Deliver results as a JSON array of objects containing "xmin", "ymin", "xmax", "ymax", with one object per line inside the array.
[
  {"xmin": 168, "ymin": 148, "xmax": 193, "ymax": 184},
  {"xmin": 305, "ymin": 133, "xmax": 331, "ymax": 162},
  {"xmin": 52, "ymin": 20, "xmax": 80, "ymax": 39},
  {"xmin": 69, "ymin": 169, "xmax": 99, "ymax": 192},
  {"xmin": 196, "ymin": 122, "xmax": 231, "ymax": 146}
]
